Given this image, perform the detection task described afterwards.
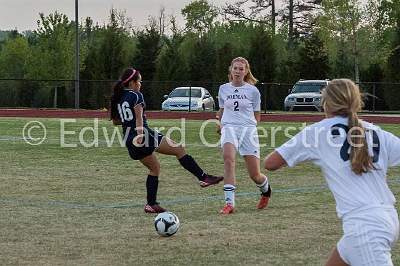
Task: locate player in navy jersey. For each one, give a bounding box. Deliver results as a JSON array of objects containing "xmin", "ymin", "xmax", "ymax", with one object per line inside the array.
[
  {"xmin": 216, "ymin": 57, "xmax": 271, "ymax": 214},
  {"xmin": 264, "ymin": 79, "xmax": 400, "ymax": 265},
  {"xmin": 110, "ymin": 68, "xmax": 223, "ymax": 213}
]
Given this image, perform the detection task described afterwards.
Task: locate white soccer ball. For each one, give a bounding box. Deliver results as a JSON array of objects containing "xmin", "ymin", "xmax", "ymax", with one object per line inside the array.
[{"xmin": 154, "ymin": 211, "xmax": 180, "ymax": 237}]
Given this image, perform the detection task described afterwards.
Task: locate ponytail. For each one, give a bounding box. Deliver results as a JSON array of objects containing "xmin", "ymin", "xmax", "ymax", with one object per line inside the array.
[
  {"xmin": 110, "ymin": 80, "xmax": 123, "ymax": 121},
  {"xmin": 348, "ymin": 112, "xmax": 374, "ymax": 175},
  {"xmin": 323, "ymin": 79, "xmax": 374, "ymax": 175}
]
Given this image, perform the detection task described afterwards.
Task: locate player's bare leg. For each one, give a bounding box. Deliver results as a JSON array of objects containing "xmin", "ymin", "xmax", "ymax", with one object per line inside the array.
[
  {"xmin": 325, "ymin": 247, "xmax": 348, "ymax": 266},
  {"xmin": 220, "ymin": 143, "xmax": 236, "ymax": 214},
  {"xmin": 244, "ymin": 155, "xmax": 271, "ymax": 209}
]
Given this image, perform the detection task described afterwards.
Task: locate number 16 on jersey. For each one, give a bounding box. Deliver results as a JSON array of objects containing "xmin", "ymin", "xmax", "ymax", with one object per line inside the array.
[{"xmin": 118, "ymin": 101, "xmax": 133, "ymax": 122}]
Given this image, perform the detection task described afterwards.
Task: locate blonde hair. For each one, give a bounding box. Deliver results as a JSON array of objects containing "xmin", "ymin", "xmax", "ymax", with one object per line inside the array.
[
  {"xmin": 322, "ymin": 79, "xmax": 373, "ymax": 175},
  {"xmin": 228, "ymin": 57, "xmax": 258, "ymax": 85}
]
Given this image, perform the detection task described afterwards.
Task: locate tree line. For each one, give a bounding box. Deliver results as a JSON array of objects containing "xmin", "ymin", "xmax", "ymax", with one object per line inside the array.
[{"xmin": 0, "ymin": 0, "xmax": 399, "ymax": 110}]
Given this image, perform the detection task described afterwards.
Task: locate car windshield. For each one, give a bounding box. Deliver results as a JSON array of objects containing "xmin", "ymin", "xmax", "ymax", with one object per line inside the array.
[
  {"xmin": 170, "ymin": 88, "xmax": 202, "ymax": 98},
  {"xmin": 291, "ymin": 83, "xmax": 325, "ymax": 93}
]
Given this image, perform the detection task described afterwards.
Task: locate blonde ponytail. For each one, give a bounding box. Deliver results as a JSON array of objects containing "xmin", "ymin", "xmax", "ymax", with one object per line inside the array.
[
  {"xmin": 323, "ymin": 79, "xmax": 374, "ymax": 175},
  {"xmin": 348, "ymin": 112, "xmax": 374, "ymax": 175}
]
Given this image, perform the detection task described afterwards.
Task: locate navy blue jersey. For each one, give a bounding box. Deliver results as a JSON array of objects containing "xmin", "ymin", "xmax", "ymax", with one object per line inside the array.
[{"xmin": 117, "ymin": 89, "xmax": 148, "ymax": 132}]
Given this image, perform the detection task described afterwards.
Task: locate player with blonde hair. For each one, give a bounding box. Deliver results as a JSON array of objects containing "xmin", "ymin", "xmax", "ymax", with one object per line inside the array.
[
  {"xmin": 264, "ymin": 79, "xmax": 400, "ymax": 265},
  {"xmin": 216, "ymin": 57, "xmax": 271, "ymax": 214}
]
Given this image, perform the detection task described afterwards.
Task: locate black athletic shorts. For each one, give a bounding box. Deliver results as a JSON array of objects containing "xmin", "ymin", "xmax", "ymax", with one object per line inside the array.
[{"xmin": 125, "ymin": 127, "xmax": 164, "ymax": 160}]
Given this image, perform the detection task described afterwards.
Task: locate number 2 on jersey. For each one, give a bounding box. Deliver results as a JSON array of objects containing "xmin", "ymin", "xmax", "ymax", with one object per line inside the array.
[
  {"xmin": 117, "ymin": 101, "xmax": 134, "ymax": 122},
  {"xmin": 234, "ymin": 101, "xmax": 239, "ymax": 111}
]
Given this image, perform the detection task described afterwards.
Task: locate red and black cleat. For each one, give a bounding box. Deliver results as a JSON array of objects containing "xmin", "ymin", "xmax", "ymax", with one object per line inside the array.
[
  {"xmin": 199, "ymin": 174, "xmax": 224, "ymax": 188},
  {"xmin": 144, "ymin": 204, "xmax": 167, "ymax": 213},
  {"xmin": 257, "ymin": 185, "xmax": 272, "ymax": 209}
]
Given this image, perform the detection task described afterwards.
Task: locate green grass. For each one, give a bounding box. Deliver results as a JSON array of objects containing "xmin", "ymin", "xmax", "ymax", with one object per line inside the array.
[{"xmin": 0, "ymin": 118, "xmax": 399, "ymax": 265}]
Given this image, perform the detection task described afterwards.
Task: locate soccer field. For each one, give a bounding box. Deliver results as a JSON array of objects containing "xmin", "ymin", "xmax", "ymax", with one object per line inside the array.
[{"xmin": 1, "ymin": 118, "xmax": 400, "ymax": 265}]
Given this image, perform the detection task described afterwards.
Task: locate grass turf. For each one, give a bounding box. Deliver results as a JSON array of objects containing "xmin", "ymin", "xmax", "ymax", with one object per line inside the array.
[{"xmin": 0, "ymin": 118, "xmax": 399, "ymax": 265}]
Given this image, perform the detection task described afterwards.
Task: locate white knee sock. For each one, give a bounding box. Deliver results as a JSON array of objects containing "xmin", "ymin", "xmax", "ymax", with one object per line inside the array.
[
  {"xmin": 256, "ymin": 176, "xmax": 269, "ymax": 194},
  {"xmin": 223, "ymin": 184, "xmax": 236, "ymax": 206}
]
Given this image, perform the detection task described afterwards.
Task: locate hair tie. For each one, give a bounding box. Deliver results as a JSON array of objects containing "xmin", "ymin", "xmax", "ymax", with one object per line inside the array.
[{"xmin": 122, "ymin": 69, "xmax": 137, "ymax": 84}]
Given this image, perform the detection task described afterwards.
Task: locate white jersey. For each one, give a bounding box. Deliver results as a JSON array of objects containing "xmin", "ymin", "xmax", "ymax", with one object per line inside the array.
[
  {"xmin": 276, "ymin": 116, "xmax": 400, "ymax": 218},
  {"xmin": 218, "ymin": 82, "xmax": 261, "ymax": 127}
]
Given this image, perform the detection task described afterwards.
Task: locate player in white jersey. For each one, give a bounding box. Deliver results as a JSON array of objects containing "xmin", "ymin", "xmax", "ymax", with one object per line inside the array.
[
  {"xmin": 216, "ymin": 57, "xmax": 271, "ymax": 214},
  {"xmin": 264, "ymin": 79, "xmax": 400, "ymax": 266}
]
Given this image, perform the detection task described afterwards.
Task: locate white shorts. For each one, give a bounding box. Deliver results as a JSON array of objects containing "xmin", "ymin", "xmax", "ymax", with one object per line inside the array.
[
  {"xmin": 337, "ymin": 206, "xmax": 399, "ymax": 266},
  {"xmin": 220, "ymin": 126, "xmax": 260, "ymax": 158}
]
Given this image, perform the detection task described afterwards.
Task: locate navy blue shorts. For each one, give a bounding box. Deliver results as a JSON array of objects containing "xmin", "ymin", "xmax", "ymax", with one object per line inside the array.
[{"xmin": 125, "ymin": 127, "xmax": 164, "ymax": 160}]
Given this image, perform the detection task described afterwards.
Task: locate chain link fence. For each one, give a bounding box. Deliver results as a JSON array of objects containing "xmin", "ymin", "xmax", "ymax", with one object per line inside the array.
[{"xmin": 0, "ymin": 79, "xmax": 399, "ymax": 112}]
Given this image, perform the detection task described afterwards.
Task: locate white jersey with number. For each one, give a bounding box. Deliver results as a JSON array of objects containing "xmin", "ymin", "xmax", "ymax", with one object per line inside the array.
[
  {"xmin": 276, "ymin": 116, "xmax": 400, "ymax": 218},
  {"xmin": 218, "ymin": 82, "xmax": 261, "ymax": 127}
]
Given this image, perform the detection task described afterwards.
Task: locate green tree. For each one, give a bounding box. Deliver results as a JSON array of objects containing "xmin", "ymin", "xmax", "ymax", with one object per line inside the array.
[
  {"xmin": 248, "ymin": 27, "xmax": 276, "ymax": 82},
  {"xmin": 214, "ymin": 42, "xmax": 235, "ymax": 82},
  {"xmin": 332, "ymin": 42, "xmax": 353, "ymax": 78},
  {"xmin": 210, "ymin": 22, "xmax": 264, "ymax": 82},
  {"xmin": 319, "ymin": 0, "xmax": 362, "ymax": 81},
  {"xmin": 0, "ymin": 36, "xmax": 29, "ymax": 78},
  {"xmin": 296, "ymin": 34, "xmax": 330, "ymax": 79},
  {"xmin": 0, "ymin": 36, "xmax": 30, "ymax": 107},
  {"xmin": 155, "ymin": 34, "xmax": 185, "ymax": 81},
  {"xmin": 134, "ymin": 20, "xmax": 161, "ymax": 81},
  {"xmin": 153, "ymin": 21, "xmax": 187, "ymax": 107},
  {"xmin": 81, "ymin": 9, "xmax": 135, "ymax": 108},
  {"xmin": 99, "ymin": 10, "xmax": 134, "ymax": 80},
  {"xmin": 26, "ymin": 12, "xmax": 75, "ymax": 80},
  {"xmin": 248, "ymin": 27, "xmax": 276, "ymax": 110},
  {"xmin": 22, "ymin": 12, "xmax": 77, "ymax": 107},
  {"xmin": 384, "ymin": 0, "xmax": 400, "ymax": 109},
  {"xmin": 181, "ymin": 0, "xmax": 218, "ymax": 35},
  {"xmin": 184, "ymin": 35, "xmax": 216, "ymax": 82},
  {"xmin": 134, "ymin": 19, "xmax": 162, "ymax": 109}
]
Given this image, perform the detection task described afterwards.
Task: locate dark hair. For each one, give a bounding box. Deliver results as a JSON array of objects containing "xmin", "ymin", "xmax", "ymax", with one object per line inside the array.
[{"xmin": 110, "ymin": 68, "xmax": 141, "ymax": 121}]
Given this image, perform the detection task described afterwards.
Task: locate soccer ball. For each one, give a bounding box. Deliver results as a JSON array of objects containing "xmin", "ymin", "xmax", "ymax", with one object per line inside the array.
[{"xmin": 154, "ymin": 211, "xmax": 180, "ymax": 237}]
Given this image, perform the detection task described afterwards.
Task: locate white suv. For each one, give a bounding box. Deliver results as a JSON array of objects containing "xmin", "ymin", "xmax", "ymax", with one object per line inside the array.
[{"xmin": 284, "ymin": 80, "xmax": 329, "ymax": 111}]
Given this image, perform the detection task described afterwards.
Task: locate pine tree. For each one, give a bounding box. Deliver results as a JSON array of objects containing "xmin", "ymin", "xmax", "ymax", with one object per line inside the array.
[
  {"xmin": 296, "ymin": 34, "xmax": 330, "ymax": 79},
  {"xmin": 384, "ymin": 5, "xmax": 400, "ymax": 109}
]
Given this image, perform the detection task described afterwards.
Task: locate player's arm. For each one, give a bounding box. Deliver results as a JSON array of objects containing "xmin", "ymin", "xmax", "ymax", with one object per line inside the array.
[
  {"xmin": 253, "ymin": 88, "xmax": 261, "ymax": 123},
  {"xmin": 134, "ymin": 104, "xmax": 144, "ymax": 144},
  {"xmin": 216, "ymin": 86, "xmax": 225, "ymax": 135},
  {"xmin": 384, "ymin": 130, "xmax": 400, "ymax": 166},
  {"xmin": 216, "ymin": 108, "xmax": 223, "ymax": 120},
  {"xmin": 215, "ymin": 108, "xmax": 224, "ymax": 135},
  {"xmin": 254, "ymin": 111, "xmax": 261, "ymax": 123},
  {"xmin": 112, "ymin": 118, "xmax": 122, "ymax": 125},
  {"xmin": 265, "ymin": 126, "xmax": 317, "ymax": 171},
  {"xmin": 264, "ymin": 151, "xmax": 287, "ymax": 171},
  {"xmin": 134, "ymin": 104, "xmax": 144, "ymax": 133}
]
